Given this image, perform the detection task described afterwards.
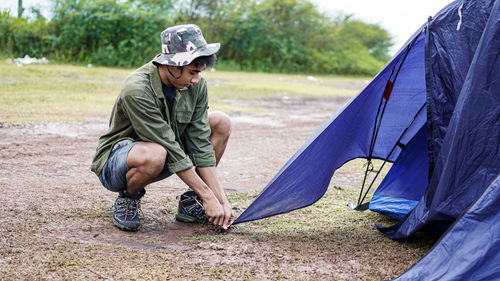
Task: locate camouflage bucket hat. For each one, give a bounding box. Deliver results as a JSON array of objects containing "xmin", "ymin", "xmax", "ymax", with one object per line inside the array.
[{"xmin": 152, "ymin": 24, "xmax": 220, "ymax": 66}]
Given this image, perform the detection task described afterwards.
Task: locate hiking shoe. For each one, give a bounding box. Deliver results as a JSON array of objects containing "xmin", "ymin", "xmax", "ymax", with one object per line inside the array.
[
  {"xmin": 175, "ymin": 190, "xmax": 207, "ymax": 223},
  {"xmin": 112, "ymin": 189, "xmax": 145, "ymax": 231}
]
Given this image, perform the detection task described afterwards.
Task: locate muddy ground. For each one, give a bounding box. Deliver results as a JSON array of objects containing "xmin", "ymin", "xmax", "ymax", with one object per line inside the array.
[{"xmin": 0, "ymin": 96, "xmax": 432, "ymax": 280}]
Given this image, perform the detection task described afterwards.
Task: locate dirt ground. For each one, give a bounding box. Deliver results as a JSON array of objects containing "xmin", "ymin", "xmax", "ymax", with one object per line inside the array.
[{"xmin": 0, "ymin": 95, "xmax": 430, "ymax": 280}]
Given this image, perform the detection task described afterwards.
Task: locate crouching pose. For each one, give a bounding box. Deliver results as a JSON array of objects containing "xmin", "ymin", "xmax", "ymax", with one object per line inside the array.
[{"xmin": 91, "ymin": 24, "xmax": 234, "ymax": 231}]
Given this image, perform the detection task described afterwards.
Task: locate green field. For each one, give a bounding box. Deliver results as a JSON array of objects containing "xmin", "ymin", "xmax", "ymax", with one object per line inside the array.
[{"xmin": 0, "ymin": 61, "xmax": 364, "ymax": 124}]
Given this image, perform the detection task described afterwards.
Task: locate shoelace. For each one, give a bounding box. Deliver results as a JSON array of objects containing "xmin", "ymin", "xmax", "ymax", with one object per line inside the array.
[
  {"xmin": 191, "ymin": 197, "xmax": 208, "ymax": 223},
  {"xmin": 179, "ymin": 195, "xmax": 207, "ymax": 223},
  {"xmin": 116, "ymin": 198, "xmax": 142, "ymax": 219}
]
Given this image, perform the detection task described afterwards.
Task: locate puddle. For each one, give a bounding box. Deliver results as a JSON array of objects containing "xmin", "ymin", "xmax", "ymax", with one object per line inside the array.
[
  {"xmin": 231, "ymin": 115, "xmax": 283, "ymax": 127},
  {"xmin": 25, "ymin": 122, "xmax": 108, "ymax": 137}
]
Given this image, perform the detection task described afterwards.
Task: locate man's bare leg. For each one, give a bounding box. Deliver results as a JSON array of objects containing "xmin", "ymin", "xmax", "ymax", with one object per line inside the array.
[
  {"xmin": 123, "ymin": 110, "xmax": 230, "ymax": 196},
  {"xmin": 126, "ymin": 142, "xmax": 167, "ymax": 195},
  {"xmin": 111, "ymin": 142, "xmax": 166, "ymax": 231},
  {"xmin": 208, "ymin": 111, "xmax": 232, "ymax": 165}
]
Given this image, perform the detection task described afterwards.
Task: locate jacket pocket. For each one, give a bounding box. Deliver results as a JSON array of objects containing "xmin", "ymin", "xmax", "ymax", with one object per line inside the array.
[{"xmin": 176, "ymin": 110, "xmax": 193, "ymax": 123}]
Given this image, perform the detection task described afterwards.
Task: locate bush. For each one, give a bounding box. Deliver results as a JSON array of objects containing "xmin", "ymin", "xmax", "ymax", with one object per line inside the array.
[
  {"xmin": 0, "ymin": 0, "xmax": 393, "ymax": 75},
  {"xmin": 0, "ymin": 10, "xmax": 55, "ymax": 58},
  {"xmin": 50, "ymin": 0, "xmax": 173, "ymax": 67}
]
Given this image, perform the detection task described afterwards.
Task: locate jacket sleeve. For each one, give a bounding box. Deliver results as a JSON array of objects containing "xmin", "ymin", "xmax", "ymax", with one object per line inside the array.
[
  {"xmin": 120, "ymin": 92, "xmax": 194, "ymax": 173},
  {"xmin": 181, "ymin": 81, "xmax": 216, "ymax": 167}
]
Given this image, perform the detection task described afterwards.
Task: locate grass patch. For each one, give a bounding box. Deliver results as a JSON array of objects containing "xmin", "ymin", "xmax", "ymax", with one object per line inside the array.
[
  {"xmin": 0, "ymin": 62, "xmax": 128, "ymax": 124},
  {"xmin": 203, "ymin": 70, "xmax": 364, "ymax": 100},
  {"xmin": 238, "ymin": 183, "xmax": 397, "ymax": 237},
  {"xmin": 0, "ymin": 61, "xmax": 368, "ymax": 125}
]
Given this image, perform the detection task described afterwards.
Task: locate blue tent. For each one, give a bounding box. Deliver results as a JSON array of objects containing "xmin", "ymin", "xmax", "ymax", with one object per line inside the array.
[{"xmin": 234, "ymin": 0, "xmax": 500, "ymax": 279}]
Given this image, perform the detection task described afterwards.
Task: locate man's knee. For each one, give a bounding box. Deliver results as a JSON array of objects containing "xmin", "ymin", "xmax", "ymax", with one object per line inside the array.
[
  {"xmin": 209, "ymin": 111, "xmax": 232, "ymax": 137},
  {"xmin": 128, "ymin": 142, "xmax": 167, "ymax": 174}
]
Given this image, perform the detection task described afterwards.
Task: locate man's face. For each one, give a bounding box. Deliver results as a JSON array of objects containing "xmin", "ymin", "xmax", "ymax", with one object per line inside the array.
[{"xmin": 165, "ymin": 64, "xmax": 205, "ymax": 89}]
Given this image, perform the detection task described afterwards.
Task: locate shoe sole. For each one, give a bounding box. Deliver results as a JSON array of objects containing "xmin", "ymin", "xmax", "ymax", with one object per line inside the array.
[
  {"xmin": 175, "ymin": 213, "xmax": 204, "ymax": 223},
  {"xmin": 112, "ymin": 217, "xmax": 141, "ymax": 231}
]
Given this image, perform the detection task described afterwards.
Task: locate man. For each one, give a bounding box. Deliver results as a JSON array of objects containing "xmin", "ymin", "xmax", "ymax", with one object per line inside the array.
[{"xmin": 91, "ymin": 24, "xmax": 234, "ymax": 231}]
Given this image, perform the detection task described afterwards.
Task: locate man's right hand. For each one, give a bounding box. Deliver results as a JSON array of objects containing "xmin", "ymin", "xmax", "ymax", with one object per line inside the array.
[
  {"xmin": 176, "ymin": 168, "xmax": 233, "ymax": 230},
  {"xmin": 202, "ymin": 196, "xmax": 228, "ymax": 229},
  {"xmin": 221, "ymin": 201, "xmax": 235, "ymax": 229}
]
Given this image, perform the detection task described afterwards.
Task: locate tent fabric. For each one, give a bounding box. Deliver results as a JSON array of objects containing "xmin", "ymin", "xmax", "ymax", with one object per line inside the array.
[
  {"xmin": 233, "ymin": 29, "xmax": 428, "ymax": 224},
  {"xmin": 369, "ymin": 125, "xmax": 428, "ymax": 220},
  {"xmin": 379, "ymin": 0, "xmax": 500, "ymax": 239},
  {"xmin": 425, "ymin": 0, "xmax": 495, "ymax": 174},
  {"xmin": 383, "ymin": 0, "xmax": 500, "ymax": 278},
  {"xmin": 394, "ymin": 174, "xmax": 500, "ymax": 281},
  {"xmin": 233, "ymin": 0, "xmax": 500, "ymax": 278}
]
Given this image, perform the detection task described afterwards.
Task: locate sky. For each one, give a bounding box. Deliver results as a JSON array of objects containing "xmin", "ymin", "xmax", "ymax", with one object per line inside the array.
[
  {"xmin": 2, "ymin": 0, "xmax": 453, "ymax": 54},
  {"xmin": 311, "ymin": 0, "xmax": 452, "ymax": 54}
]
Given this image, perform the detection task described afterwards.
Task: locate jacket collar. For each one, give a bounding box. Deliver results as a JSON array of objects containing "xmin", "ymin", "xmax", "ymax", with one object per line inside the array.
[{"xmin": 149, "ymin": 62, "xmax": 164, "ymax": 99}]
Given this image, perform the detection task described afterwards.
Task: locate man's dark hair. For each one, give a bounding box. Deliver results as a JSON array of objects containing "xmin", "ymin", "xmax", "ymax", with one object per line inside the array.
[{"xmin": 192, "ymin": 54, "xmax": 217, "ymax": 68}]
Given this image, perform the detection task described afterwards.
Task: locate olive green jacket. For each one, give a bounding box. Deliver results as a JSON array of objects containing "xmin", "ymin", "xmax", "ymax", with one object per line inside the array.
[{"xmin": 90, "ymin": 62, "xmax": 215, "ymax": 176}]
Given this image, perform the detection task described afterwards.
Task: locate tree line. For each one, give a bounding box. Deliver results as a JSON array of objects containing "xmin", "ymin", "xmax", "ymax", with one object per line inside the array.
[{"xmin": 0, "ymin": 0, "xmax": 393, "ymax": 75}]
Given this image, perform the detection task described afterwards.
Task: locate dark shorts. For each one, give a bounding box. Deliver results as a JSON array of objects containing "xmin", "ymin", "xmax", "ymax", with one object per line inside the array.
[{"xmin": 98, "ymin": 140, "xmax": 173, "ymax": 192}]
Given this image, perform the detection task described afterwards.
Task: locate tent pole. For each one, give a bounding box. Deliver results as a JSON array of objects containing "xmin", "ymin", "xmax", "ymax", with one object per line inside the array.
[
  {"xmin": 358, "ymin": 102, "xmax": 427, "ymax": 206},
  {"xmin": 355, "ymin": 30, "xmax": 424, "ymax": 209}
]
